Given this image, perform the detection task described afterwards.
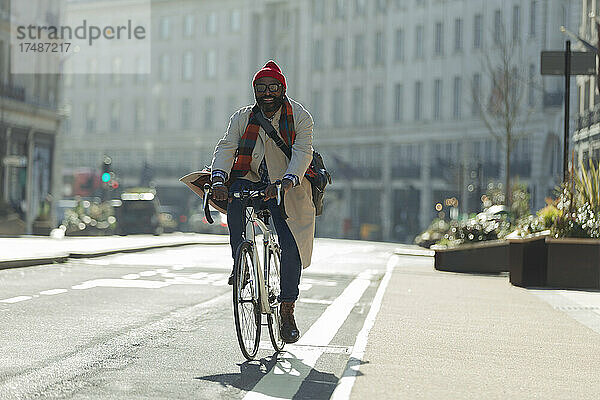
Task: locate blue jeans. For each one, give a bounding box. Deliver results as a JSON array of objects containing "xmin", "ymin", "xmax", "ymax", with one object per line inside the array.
[{"xmin": 227, "ymin": 179, "xmax": 302, "ymax": 303}]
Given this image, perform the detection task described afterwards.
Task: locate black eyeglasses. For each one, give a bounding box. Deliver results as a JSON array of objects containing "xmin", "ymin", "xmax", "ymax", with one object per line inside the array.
[{"xmin": 254, "ymin": 83, "xmax": 282, "ymax": 93}]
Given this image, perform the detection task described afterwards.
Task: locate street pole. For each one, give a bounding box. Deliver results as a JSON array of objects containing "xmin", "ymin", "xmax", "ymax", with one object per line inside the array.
[{"xmin": 563, "ymin": 40, "xmax": 571, "ymax": 183}]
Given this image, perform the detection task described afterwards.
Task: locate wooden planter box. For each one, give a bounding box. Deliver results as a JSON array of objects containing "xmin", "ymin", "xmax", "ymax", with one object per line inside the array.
[
  {"xmin": 434, "ymin": 240, "xmax": 509, "ymax": 274},
  {"xmin": 545, "ymin": 238, "xmax": 600, "ymax": 289},
  {"xmin": 508, "ymin": 237, "xmax": 600, "ymax": 289},
  {"xmin": 508, "ymin": 236, "xmax": 548, "ymax": 287}
]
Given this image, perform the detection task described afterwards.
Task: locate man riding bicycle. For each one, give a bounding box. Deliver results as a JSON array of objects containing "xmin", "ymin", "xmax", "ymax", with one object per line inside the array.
[{"xmin": 210, "ymin": 60, "xmax": 315, "ymax": 344}]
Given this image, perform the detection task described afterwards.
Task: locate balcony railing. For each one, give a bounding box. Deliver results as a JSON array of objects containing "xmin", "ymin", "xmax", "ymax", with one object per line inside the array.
[{"xmin": 0, "ymin": 83, "xmax": 26, "ymax": 102}]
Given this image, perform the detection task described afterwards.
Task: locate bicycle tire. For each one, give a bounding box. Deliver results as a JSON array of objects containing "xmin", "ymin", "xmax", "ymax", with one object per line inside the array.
[
  {"xmin": 266, "ymin": 244, "xmax": 285, "ymax": 352},
  {"xmin": 233, "ymin": 241, "xmax": 261, "ymax": 360}
]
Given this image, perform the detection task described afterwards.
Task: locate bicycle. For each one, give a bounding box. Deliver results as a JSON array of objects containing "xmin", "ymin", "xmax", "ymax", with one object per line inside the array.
[{"xmin": 202, "ymin": 180, "xmax": 286, "ymax": 360}]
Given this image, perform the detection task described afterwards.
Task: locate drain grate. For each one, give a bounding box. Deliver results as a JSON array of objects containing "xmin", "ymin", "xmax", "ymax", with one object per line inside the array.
[{"xmin": 554, "ymin": 305, "xmax": 600, "ymax": 311}]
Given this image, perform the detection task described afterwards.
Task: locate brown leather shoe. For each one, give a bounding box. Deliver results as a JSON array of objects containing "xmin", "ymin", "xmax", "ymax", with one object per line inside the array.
[{"xmin": 280, "ymin": 301, "xmax": 300, "ymax": 343}]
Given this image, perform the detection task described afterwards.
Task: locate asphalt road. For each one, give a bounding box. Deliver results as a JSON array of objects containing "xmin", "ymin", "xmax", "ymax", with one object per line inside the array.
[{"xmin": 0, "ymin": 239, "xmax": 399, "ymax": 400}]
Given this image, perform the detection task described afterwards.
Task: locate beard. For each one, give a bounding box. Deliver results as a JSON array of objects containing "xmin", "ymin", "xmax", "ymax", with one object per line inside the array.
[{"xmin": 257, "ymin": 93, "xmax": 284, "ymax": 113}]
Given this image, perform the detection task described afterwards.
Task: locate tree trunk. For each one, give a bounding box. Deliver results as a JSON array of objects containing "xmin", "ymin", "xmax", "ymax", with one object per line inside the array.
[{"xmin": 505, "ymin": 134, "xmax": 511, "ymax": 211}]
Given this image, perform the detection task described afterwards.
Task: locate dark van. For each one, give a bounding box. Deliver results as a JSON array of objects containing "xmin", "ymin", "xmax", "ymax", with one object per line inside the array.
[{"xmin": 116, "ymin": 190, "xmax": 163, "ymax": 235}]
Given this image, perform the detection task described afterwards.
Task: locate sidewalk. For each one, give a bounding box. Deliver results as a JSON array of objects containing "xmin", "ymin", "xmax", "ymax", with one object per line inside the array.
[
  {"xmin": 0, "ymin": 233, "xmax": 229, "ymax": 269},
  {"xmin": 347, "ymin": 254, "xmax": 600, "ymax": 399}
]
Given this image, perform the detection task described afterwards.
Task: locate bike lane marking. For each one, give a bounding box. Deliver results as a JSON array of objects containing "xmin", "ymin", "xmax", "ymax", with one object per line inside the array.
[
  {"xmin": 331, "ymin": 256, "xmax": 398, "ymax": 400},
  {"xmin": 243, "ymin": 269, "xmax": 376, "ymax": 400}
]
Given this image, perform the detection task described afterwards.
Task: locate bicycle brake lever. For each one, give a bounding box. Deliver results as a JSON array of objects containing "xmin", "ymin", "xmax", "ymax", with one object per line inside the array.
[
  {"xmin": 203, "ymin": 184, "xmax": 214, "ymax": 224},
  {"xmin": 275, "ymin": 180, "xmax": 282, "ymax": 205}
]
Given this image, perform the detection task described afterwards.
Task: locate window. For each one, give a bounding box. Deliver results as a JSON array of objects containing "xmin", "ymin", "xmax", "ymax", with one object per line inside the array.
[
  {"xmin": 474, "ymin": 14, "xmax": 482, "ymax": 48},
  {"xmin": 313, "ymin": 39, "xmax": 324, "ymax": 71},
  {"xmin": 394, "ymin": 29, "xmax": 404, "ymax": 61},
  {"xmin": 311, "ymin": 90, "xmax": 322, "ymax": 126},
  {"xmin": 414, "ymin": 81, "xmax": 422, "ymax": 121},
  {"xmin": 207, "ymin": 12, "xmax": 217, "ymax": 35},
  {"xmin": 86, "ymin": 102, "xmax": 96, "ymax": 132},
  {"xmin": 230, "ymin": 10, "xmax": 241, "ymax": 32},
  {"xmin": 184, "ymin": 15, "xmax": 194, "ymax": 38},
  {"xmin": 87, "ymin": 58, "xmax": 97, "ymax": 86},
  {"xmin": 158, "ymin": 100, "xmax": 168, "ymax": 130},
  {"xmin": 312, "ymin": 0, "xmax": 325, "ymax": 22},
  {"xmin": 374, "ymin": 85, "xmax": 384, "ymax": 125},
  {"xmin": 159, "ymin": 54, "xmax": 170, "ymax": 82},
  {"xmin": 416, "ymin": 25, "xmax": 424, "ymax": 58},
  {"xmin": 453, "ymin": 76, "xmax": 462, "ymax": 119},
  {"xmin": 472, "ymin": 73, "xmax": 481, "ymax": 116},
  {"xmin": 334, "ymin": 38, "xmax": 345, "ymax": 69},
  {"xmin": 227, "ymin": 49, "xmax": 238, "ymax": 76},
  {"xmin": 206, "ymin": 50, "xmax": 216, "ymax": 78},
  {"xmin": 494, "ymin": 10, "xmax": 502, "ymax": 43},
  {"xmin": 434, "ymin": 79, "xmax": 442, "ymax": 120},
  {"xmin": 134, "ymin": 101, "xmax": 145, "ymax": 131},
  {"xmin": 205, "ymin": 97, "xmax": 215, "ymax": 128},
  {"xmin": 528, "ymin": 64, "xmax": 535, "ymax": 107},
  {"xmin": 353, "ymin": 34, "xmax": 365, "ymax": 67},
  {"xmin": 352, "ymin": 87, "xmax": 364, "ymax": 125},
  {"xmin": 354, "ymin": 0, "xmax": 366, "ymax": 16},
  {"xmin": 394, "ymin": 83, "xmax": 403, "ymax": 122},
  {"xmin": 513, "ymin": 5, "xmax": 521, "ymax": 42},
  {"xmin": 434, "ymin": 22, "xmax": 443, "ymax": 55},
  {"xmin": 454, "ymin": 18, "xmax": 463, "ymax": 51},
  {"xmin": 182, "ymin": 98, "xmax": 191, "ymax": 129},
  {"xmin": 110, "ymin": 101, "xmax": 120, "ymax": 131},
  {"xmin": 135, "ymin": 57, "xmax": 146, "ymax": 84},
  {"xmin": 529, "ymin": 1, "xmax": 537, "ymax": 37},
  {"xmin": 182, "ymin": 51, "xmax": 193, "ymax": 81},
  {"xmin": 376, "ymin": 0, "xmax": 387, "ymax": 13},
  {"xmin": 374, "ymin": 31, "xmax": 385, "ymax": 65},
  {"xmin": 160, "ymin": 17, "xmax": 170, "ymax": 40},
  {"xmin": 335, "ymin": 0, "xmax": 346, "ymax": 19},
  {"xmin": 332, "ymin": 88, "xmax": 343, "ymax": 126}
]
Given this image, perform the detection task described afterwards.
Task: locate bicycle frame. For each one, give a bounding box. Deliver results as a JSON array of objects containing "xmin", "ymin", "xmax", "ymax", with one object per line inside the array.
[{"xmin": 243, "ymin": 205, "xmax": 278, "ymax": 314}]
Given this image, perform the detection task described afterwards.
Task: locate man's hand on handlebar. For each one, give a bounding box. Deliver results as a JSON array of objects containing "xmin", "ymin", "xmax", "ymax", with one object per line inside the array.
[
  {"xmin": 264, "ymin": 178, "xmax": 293, "ymax": 201},
  {"xmin": 211, "ymin": 181, "xmax": 228, "ymax": 201}
]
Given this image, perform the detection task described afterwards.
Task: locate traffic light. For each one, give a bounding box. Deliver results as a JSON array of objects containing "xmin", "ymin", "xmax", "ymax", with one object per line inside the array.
[{"xmin": 102, "ymin": 156, "xmax": 112, "ymax": 183}]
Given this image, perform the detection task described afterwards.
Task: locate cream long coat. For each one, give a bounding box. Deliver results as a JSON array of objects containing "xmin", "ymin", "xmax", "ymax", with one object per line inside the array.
[{"xmin": 211, "ymin": 98, "xmax": 315, "ymax": 268}]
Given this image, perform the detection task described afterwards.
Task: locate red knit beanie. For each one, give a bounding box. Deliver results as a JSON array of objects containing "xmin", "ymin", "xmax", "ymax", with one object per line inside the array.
[{"xmin": 252, "ymin": 60, "xmax": 287, "ymax": 90}]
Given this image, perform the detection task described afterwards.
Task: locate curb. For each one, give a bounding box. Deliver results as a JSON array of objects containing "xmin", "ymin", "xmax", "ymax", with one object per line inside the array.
[
  {"xmin": 0, "ymin": 254, "xmax": 69, "ymax": 270},
  {"xmin": 0, "ymin": 240, "xmax": 229, "ymax": 269},
  {"xmin": 394, "ymin": 248, "xmax": 435, "ymax": 257}
]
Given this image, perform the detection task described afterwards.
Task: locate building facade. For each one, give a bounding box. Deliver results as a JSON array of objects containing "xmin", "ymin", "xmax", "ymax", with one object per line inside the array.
[
  {"xmin": 574, "ymin": 0, "xmax": 600, "ymax": 165},
  {"xmin": 61, "ymin": 0, "xmax": 576, "ymax": 242},
  {"xmin": 0, "ymin": 0, "xmax": 62, "ymax": 234}
]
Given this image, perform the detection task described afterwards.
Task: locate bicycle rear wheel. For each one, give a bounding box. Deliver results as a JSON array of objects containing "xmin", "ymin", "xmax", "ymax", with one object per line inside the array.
[
  {"xmin": 266, "ymin": 244, "xmax": 285, "ymax": 352},
  {"xmin": 233, "ymin": 241, "xmax": 261, "ymax": 360}
]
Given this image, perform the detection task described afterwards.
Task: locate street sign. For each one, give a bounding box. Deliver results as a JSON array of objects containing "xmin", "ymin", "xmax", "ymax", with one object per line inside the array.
[
  {"xmin": 541, "ymin": 51, "xmax": 596, "ymax": 75},
  {"xmin": 2, "ymin": 155, "xmax": 27, "ymax": 167}
]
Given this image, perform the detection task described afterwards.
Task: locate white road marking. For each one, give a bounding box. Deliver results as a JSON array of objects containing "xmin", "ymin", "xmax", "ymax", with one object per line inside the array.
[
  {"xmin": 121, "ymin": 274, "xmax": 140, "ymax": 280},
  {"xmin": 139, "ymin": 271, "xmax": 157, "ymax": 277},
  {"xmin": 243, "ymin": 270, "xmax": 374, "ymax": 400},
  {"xmin": 298, "ymin": 298, "xmax": 334, "ymax": 305},
  {"xmin": 331, "ymin": 256, "xmax": 398, "ymax": 400},
  {"xmin": 39, "ymin": 289, "xmax": 68, "ymax": 296},
  {"xmin": 298, "ymin": 283, "xmax": 313, "ymax": 291},
  {"xmin": 72, "ymin": 279, "xmax": 170, "ymax": 290},
  {"xmin": 0, "ymin": 296, "xmax": 33, "ymax": 304}
]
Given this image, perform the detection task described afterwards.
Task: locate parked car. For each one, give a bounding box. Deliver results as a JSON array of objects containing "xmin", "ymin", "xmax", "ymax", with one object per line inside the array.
[
  {"xmin": 189, "ymin": 206, "xmax": 228, "ymax": 234},
  {"xmin": 116, "ymin": 189, "xmax": 163, "ymax": 235}
]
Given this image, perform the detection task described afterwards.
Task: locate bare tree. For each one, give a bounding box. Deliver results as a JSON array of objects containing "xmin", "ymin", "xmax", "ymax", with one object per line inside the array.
[{"xmin": 472, "ymin": 23, "xmax": 535, "ymax": 211}]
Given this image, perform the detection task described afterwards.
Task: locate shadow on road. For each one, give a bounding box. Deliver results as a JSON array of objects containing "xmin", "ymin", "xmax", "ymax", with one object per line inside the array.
[{"xmin": 195, "ymin": 350, "xmax": 344, "ymax": 398}]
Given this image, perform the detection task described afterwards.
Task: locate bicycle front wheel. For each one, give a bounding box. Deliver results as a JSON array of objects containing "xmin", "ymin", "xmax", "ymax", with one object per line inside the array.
[
  {"xmin": 267, "ymin": 244, "xmax": 285, "ymax": 352},
  {"xmin": 233, "ymin": 241, "xmax": 261, "ymax": 360}
]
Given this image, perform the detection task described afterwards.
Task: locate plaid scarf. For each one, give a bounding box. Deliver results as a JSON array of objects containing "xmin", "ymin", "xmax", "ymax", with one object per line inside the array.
[{"xmin": 230, "ymin": 97, "xmax": 296, "ymax": 180}]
